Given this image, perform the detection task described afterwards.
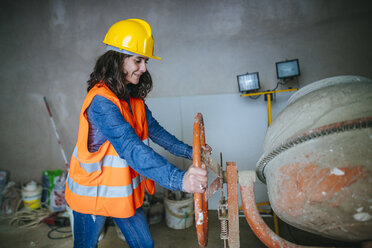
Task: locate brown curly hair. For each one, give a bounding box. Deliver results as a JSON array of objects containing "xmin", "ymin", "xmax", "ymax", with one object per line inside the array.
[{"xmin": 87, "ymin": 50, "xmax": 153, "ymax": 99}]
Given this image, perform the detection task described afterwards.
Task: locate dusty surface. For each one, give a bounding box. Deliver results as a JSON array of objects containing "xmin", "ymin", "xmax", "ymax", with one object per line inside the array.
[{"xmin": 0, "ymin": 210, "xmax": 362, "ymax": 248}]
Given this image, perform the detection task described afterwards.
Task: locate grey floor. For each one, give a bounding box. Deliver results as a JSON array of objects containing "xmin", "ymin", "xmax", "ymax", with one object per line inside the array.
[{"xmin": 0, "ymin": 210, "xmax": 365, "ymax": 248}]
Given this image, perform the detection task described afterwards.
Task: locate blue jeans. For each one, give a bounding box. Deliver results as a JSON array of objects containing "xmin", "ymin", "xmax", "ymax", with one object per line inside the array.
[{"xmin": 73, "ymin": 208, "xmax": 154, "ymax": 248}]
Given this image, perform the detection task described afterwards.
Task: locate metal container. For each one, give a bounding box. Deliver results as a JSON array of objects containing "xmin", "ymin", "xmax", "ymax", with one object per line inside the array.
[{"xmin": 256, "ymin": 75, "xmax": 372, "ymax": 241}]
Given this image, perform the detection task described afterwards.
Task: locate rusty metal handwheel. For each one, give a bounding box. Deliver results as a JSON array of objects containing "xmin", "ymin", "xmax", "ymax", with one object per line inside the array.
[{"xmin": 193, "ymin": 113, "xmax": 208, "ymax": 248}]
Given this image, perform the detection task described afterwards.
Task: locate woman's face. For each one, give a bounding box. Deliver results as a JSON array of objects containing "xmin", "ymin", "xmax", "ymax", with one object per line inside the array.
[{"xmin": 123, "ymin": 56, "xmax": 149, "ymax": 85}]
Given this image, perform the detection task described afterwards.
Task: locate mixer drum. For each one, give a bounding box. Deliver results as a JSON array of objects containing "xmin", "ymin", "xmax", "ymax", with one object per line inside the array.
[{"xmin": 256, "ymin": 75, "xmax": 372, "ymax": 241}]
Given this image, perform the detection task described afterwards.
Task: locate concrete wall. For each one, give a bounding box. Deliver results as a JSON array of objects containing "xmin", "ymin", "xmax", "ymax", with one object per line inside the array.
[{"xmin": 0, "ymin": 0, "xmax": 371, "ymax": 208}]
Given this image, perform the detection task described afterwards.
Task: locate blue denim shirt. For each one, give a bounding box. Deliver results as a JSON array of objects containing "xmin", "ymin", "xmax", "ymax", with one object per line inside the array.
[{"xmin": 86, "ymin": 95, "xmax": 192, "ymax": 191}]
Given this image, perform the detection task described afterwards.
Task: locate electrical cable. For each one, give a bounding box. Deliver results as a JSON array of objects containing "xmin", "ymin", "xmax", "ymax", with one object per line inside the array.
[
  {"xmin": 271, "ymin": 80, "xmax": 287, "ymax": 91},
  {"xmin": 295, "ymin": 76, "xmax": 300, "ymax": 89},
  {"xmin": 10, "ymin": 203, "xmax": 72, "ymax": 239},
  {"xmin": 10, "ymin": 207, "xmax": 51, "ymax": 229},
  {"xmin": 47, "ymin": 226, "xmax": 72, "ymax": 240},
  {"xmin": 247, "ymin": 76, "xmax": 299, "ymax": 100},
  {"xmin": 248, "ymin": 95, "xmax": 261, "ymax": 100},
  {"xmin": 272, "ymin": 81, "xmax": 280, "ymax": 91}
]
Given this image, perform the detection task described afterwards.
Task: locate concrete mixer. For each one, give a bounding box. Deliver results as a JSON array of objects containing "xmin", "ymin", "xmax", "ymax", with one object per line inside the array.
[{"xmin": 192, "ymin": 75, "xmax": 372, "ymax": 247}]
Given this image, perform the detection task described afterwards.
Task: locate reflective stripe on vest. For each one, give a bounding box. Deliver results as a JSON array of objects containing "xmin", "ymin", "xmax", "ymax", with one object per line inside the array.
[
  {"xmin": 72, "ymin": 138, "xmax": 149, "ymax": 174},
  {"xmin": 66, "ymin": 172, "xmax": 143, "ymax": 198}
]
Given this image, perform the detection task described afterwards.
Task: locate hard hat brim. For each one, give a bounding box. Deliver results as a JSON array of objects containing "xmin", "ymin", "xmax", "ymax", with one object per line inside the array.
[{"xmin": 106, "ymin": 45, "xmax": 162, "ymax": 60}]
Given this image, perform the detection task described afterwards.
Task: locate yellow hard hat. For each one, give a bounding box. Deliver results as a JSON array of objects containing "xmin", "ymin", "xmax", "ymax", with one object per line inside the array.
[{"xmin": 103, "ymin": 19, "xmax": 161, "ymax": 60}]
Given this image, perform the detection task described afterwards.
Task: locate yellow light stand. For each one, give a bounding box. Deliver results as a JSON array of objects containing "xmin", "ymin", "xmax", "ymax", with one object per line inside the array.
[{"xmin": 241, "ymin": 88, "xmax": 298, "ymax": 126}]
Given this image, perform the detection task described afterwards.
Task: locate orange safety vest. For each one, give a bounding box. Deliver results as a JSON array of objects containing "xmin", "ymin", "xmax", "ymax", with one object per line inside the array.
[{"xmin": 65, "ymin": 83, "xmax": 155, "ymax": 218}]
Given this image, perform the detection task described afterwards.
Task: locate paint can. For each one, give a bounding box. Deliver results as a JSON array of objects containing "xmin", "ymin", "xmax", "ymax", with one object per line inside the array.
[
  {"xmin": 21, "ymin": 181, "xmax": 42, "ymax": 210},
  {"xmin": 164, "ymin": 193, "xmax": 194, "ymax": 229}
]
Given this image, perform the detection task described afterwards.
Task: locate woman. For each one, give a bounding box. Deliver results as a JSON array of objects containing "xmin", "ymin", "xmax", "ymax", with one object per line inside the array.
[{"xmin": 65, "ymin": 19, "xmax": 209, "ymax": 248}]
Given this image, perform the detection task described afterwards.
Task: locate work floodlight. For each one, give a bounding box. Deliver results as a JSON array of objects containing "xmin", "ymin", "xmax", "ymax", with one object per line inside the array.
[
  {"xmin": 237, "ymin": 72, "xmax": 260, "ymax": 93},
  {"xmin": 276, "ymin": 59, "xmax": 300, "ymax": 79}
]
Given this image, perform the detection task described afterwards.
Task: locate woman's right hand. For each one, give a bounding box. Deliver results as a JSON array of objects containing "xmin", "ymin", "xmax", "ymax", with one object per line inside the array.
[{"xmin": 182, "ymin": 164, "xmax": 208, "ymax": 193}]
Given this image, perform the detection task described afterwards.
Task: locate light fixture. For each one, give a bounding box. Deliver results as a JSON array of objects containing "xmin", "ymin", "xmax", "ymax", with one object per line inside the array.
[
  {"xmin": 275, "ymin": 59, "xmax": 300, "ymax": 80},
  {"xmin": 237, "ymin": 72, "xmax": 260, "ymax": 93}
]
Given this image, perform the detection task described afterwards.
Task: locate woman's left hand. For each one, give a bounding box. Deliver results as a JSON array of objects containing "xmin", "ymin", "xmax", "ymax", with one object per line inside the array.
[{"xmin": 182, "ymin": 164, "xmax": 208, "ymax": 193}]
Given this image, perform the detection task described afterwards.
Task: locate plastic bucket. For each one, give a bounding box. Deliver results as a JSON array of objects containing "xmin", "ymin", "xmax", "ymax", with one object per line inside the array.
[
  {"xmin": 164, "ymin": 194, "xmax": 194, "ymax": 229},
  {"xmin": 22, "ymin": 181, "xmax": 42, "ymax": 210}
]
